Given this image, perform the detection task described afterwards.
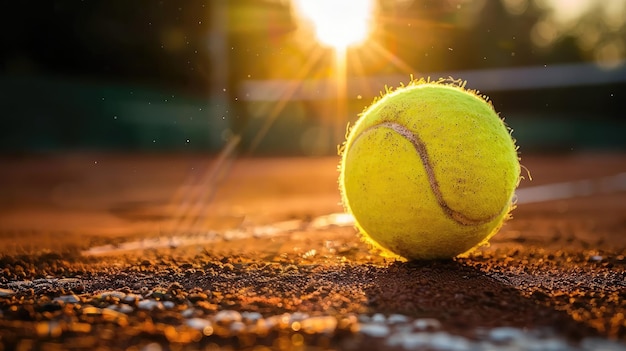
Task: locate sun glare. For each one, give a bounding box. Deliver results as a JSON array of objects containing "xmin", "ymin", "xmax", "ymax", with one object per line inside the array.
[{"xmin": 295, "ymin": 0, "xmax": 374, "ymax": 49}]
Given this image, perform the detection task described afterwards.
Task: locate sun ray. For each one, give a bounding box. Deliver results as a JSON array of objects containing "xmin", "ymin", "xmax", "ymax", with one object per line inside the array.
[
  {"xmin": 345, "ymin": 49, "xmax": 371, "ymax": 99},
  {"xmin": 369, "ymin": 40, "xmax": 418, "ymax": 76},
  {"xmin": 247, "ymin": 44, "xmax": 327, "ymax": 154},
  {"xmin": 164, "ymin": 135, "xmax": 241, "ymax": 236},
  {"xmin": 334, "ymin": 47, "xmax": 349, "ymax": 143},
  {"xmin": 349, "ymin": 47, "xmax": 368, "ymax": 79}
]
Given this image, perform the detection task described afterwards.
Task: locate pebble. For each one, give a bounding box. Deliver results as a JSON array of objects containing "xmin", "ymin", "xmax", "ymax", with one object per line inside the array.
[
  {"xmin": 55, "ymin": 294, "xmax": 80, "ymax": 303},
  {"xmin": 0, "ymin": 288, "xmax": 16, "ymax": 297},
  {"xmin": 414, "ymin": 318, "xmax": 442, "ymax": 331},
  {"xmin": 371, "ymin": 313, "xmax": 386, "ymax": 324},
  {"xmin": 137, "ymin": 299, "xmax": 163, "ymax": 311},
  {"xmin": 524, "ymin": 338, "xmax": 570, "ymax": 351},
  {"xmin": 358, "ymin": 323, "xmax": 390, "ymax": 338},
  {"xmin": 102, "ymin": 308, "xmax": 127, "ymax": 322},
  {"xmin": 387, "ymin": 332, "xmax": 430, "ymax": 348},
  {"xmin": 241, "ymin": 311, "xmax": 262, "ymax": 322},
  {"xmin": 181, "ymin": 308, "xmax": 196, "ymax": 318},
  {"xmin": 230, "ymin": 321, "xmax": 246, "ymax": 333},
  {"xmin": 261, "ymin": 314, "xmax": 291, "ymax": 330},
  {"xmin": 357, "ymin": 314, "xmax": 371, "ymax": 323},
  {"xmin": 186, "ymin": 318, "xmax": 212, "ymax": 330},
  {"xmin": 290, "ymin": 312, "xmax": 310, "ymax": 322},
  {"xmin": 580, "ymin": 338, "xmax": 626, "ymax": 351},
  {"xmin": 82, "ymin": 306, "xmax": 102, "ymax": 315},
  {"xmin": 117, "ymin": 304, "xmax": 134, "ymax": 314},
  {"xmin": 107, "ymin": 304, "xmax": 134, "ymax": 314},
  {"xmin": 430, "ymin": 332, "xmax": 471, "ymax": 351},
  {"xmin": 123, "ymin": 293, "xmax": 142, "ymax": 304},
  {"xmin": 589, "ymin": 255, "xmax": 604, "ymax": 262},
  {"xmin": 299, "ymin": 316, "xmax": 337, "ymax": 334},
  {"xmin": 214, "ymin": 310, "xmax": 242, "ymax": 324},
  {"xmin": 100, "ymin": 291, "xmax": 126, "ymax": 300},
  {"xmin": 387, "ymin": 314, "xmax": 410, "ymax": 324},
  {"xmin": 488, "ymin": 326, "xmax": 528, "ymax": 343}
]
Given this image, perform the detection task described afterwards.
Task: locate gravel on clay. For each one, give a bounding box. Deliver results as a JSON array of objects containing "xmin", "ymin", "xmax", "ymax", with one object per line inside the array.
[{"xmin": 0, "ymin": 153, "xmax": 625, "ymax": 351}]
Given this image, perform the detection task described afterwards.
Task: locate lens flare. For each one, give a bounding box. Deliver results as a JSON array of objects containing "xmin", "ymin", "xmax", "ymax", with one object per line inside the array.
[{"xmin": 295, "ymin": 0, "xmax": 374, "ymax": 49}]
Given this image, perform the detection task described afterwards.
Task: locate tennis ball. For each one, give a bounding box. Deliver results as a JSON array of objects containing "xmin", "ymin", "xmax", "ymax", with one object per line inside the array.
[{"xmin": 339, "ymin": 78, "xmax": 520, "ymax": 260}]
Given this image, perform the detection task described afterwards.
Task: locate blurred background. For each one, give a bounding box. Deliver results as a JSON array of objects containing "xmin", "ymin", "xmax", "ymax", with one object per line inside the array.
[{"xmin": 1, "ymin": 0, "xmax": 625, "ymax": 155}]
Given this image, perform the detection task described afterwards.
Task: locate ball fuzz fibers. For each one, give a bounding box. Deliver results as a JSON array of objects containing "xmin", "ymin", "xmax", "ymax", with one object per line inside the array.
[{"xmin": 339, "ymin": 78, "xmax": 520, "ymax": 260}]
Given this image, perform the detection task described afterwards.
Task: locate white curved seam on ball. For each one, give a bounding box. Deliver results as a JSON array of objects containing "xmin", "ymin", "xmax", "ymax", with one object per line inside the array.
[{"xmin": 361, "ymin": 121, "xmax": 502, "ymax": 226}]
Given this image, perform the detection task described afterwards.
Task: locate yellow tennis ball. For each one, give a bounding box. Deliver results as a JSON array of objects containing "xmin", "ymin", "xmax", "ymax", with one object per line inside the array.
[{"xmin": 339, "ymin": 79, "xmax": 520, "ymax": 260}]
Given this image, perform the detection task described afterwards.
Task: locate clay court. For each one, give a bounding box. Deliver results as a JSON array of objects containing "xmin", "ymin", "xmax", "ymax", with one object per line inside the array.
[
  {"xmin": 0, "ymin": 152, "xmax": 625, "ymax": 350},
  {"xmin": 2, "ymin": 1, "xmax": 626, "ymax": 350}
]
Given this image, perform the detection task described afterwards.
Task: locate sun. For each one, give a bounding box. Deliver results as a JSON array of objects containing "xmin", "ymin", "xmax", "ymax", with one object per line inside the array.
[{"xmin": 294, "ymin": 0, "xmax": 375, "ymax": 49}]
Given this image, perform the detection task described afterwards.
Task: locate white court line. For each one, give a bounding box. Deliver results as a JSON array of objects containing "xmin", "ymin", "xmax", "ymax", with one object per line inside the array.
[
  {"xmin": 82, "ymin": 174, "xmax": 626, "ymax": 256},
  {"xmin": 515, "ymin": 173, "xmax": 626, "ymax": 205}
]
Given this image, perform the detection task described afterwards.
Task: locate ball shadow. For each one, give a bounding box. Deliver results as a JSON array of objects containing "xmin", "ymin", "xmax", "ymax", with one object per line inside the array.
[{"xmin": 363, "ymin": 259, "xmax": 598, "ymax": 340}]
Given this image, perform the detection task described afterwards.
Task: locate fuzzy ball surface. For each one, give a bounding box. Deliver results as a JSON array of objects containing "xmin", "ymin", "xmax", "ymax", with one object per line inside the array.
[{"xmin": 339, "ymin": 80, "xmax": 520, "ymax": 260}]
